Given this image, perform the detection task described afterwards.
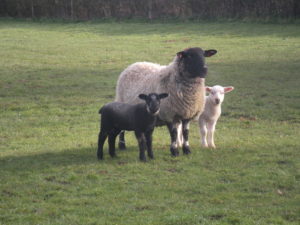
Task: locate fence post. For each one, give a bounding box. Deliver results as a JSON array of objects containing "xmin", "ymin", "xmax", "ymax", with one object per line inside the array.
[
  {"xmin": 31, "ymin": 0, "xmax": 35, "ymax": 18},
  {"xmin": 70, "ymin": 0, "xmax": 74, "ymax": 19},
  {"xmin": 148, "ymin": 0, "xmax": 153, "ymax": 20}
]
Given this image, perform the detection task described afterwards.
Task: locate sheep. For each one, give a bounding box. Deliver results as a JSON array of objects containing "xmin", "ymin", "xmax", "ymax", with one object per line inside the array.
[
  {"xmin": 115, "ymin": 47, "xmax": 217, "ymax": 156},
  {"xmin": 199, "ymin": 85, "xmax": 234, "ymax": 148},
  {"xmin": 97, "ymin": 93, "xmax": 168, "ymax": 161}
]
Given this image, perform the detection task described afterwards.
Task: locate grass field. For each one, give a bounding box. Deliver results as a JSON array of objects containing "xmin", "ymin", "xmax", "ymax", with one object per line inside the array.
[{"xmin": 0, "ymin": 19, "xmax": 299, "ymax": 225}]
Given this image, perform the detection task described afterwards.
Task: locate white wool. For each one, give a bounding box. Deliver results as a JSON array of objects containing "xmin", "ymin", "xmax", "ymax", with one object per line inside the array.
[
  {"xmin": 115, "ymin": 58, "xmax": 206, "ymax": 123},
  {"xmin": 199, "ymin": 85, "xmax": 234, "ymax": 148}
]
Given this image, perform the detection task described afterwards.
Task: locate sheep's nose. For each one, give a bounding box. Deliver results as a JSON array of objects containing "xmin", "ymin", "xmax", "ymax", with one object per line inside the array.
[{"xmin": 215, "ymin": 99, "xmax": 220, "ymax": 104}]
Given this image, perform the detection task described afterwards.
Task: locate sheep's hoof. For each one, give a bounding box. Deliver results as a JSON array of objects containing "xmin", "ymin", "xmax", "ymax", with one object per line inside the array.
[
  {"xmin": 148, "ymin": 154, "xmax": 154, "ymax": 159},
  {"xmin": 183, "ymin": 146, "xmax": 191, "ymax": 155},
  {"xmin": 118, "ymin": 142, "xmax": 127, "ymax": 150},
  {"xmin": 170, "ymin": 147, "xmax": 179, "ymax": 157}
]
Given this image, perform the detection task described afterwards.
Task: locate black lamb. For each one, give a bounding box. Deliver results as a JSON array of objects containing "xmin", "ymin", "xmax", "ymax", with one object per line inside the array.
[{"xmin": 97, "ymin": 93, "xmax": 168, "ymax": 161}]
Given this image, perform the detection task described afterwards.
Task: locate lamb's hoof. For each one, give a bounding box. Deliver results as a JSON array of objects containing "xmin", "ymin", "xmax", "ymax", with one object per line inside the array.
[
  {"xmin": 183, "ymin": 146, "xmax": 191, "ymax": 155},
  {"xmin": 176, "ymin": 142, "xmax": 183, "ymax": 148},
  {"xmin": 208, "ymin": 144, "xmax": 216, "ymax": 149},
  {"xmin": 109, "ymin": 153, "xmax": 117, "ymax": 158},
  {"xmin": 139, "ymin": 156, "xmax": 147, "ymax": 162},
  {"xmin": 170, "ymin": 147, "xmax": 179, "ymax": 157},
  {"xmin": 97, "ymin": 151, "xmax": 103, "ymax": 160},
  {"xmin": 148, "ymin": 154, "xmax": 154, "ymax": 159},
  {"xmin": 118, "ymin": 142, "xmax": 126, "ymax": 150}
]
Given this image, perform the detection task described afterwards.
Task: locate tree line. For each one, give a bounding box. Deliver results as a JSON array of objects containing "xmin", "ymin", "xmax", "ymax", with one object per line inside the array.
[{"xmin": 0, "ymin": 0, "xmax": 299, "ymax": 20}]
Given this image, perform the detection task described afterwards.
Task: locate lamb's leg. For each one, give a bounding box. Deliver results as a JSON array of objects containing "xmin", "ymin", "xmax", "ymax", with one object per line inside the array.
[
  {"xmin": 167, "ymin": 121, "xmax": 181, "ymax": 157},
  {"xmin": 176, "ymin": 122, "xmax": 183, "ymax": 148},
  {"xmin": 135, "ymin": 131, "xmax": 147, "ymax": 161},
  {"xmin": 182, "ymin": 119, "xmax": 191, "ymax": 154},
  {"xmin": 199, "ymin": 119, "xmax": 208, "ymax": 148},
  {"xmin": 207, "ymin": 121, "xmax": 216, "ymax": 149},
  {"xmin": 118, "ymin": 131, "xmax": 126, "ymax": 150},
  {"xmin": 145, "ymin": 129, "xmax": 154, "ymax": 159},
  {"xmin": 97, "ymin": 130, "xmax": 108, "ymax": 160},
  {"xmin": 108, "ymin": 129, "xmax": 121, "ymax": 158}
]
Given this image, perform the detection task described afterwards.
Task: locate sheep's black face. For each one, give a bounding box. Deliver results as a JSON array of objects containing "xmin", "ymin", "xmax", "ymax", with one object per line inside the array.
[
  {"xmin": 139, "ymin": 93, "xmax": 169, "ymax": 115},
  {"xmin": 177, "ymin": 47, "xmax": 217, "ymax": 78}
]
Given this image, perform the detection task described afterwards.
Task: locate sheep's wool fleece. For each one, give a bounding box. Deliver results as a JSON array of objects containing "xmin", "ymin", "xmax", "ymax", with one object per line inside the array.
[{"xmin": 116, "ymin": 59, "xmax": 205, "ymax": 123}]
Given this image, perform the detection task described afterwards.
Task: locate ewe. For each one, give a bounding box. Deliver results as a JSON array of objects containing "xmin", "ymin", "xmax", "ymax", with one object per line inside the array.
[{"xmin": 115, "ymin": 47, "xmax": 217, "ymax": 156}]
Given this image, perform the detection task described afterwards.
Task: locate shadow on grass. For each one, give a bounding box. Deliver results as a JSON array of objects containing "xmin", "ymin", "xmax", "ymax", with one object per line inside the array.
[
  {"xmin": 1, "ymin": 19, "xmax": 299, "ymax": 38},
  {"xmin": 0, "ymin": 145, "xmax": 140, "ymax": 174},
  {"xmin": 0, "ymin": 147, "xmax": 100, "ymax": 173}
]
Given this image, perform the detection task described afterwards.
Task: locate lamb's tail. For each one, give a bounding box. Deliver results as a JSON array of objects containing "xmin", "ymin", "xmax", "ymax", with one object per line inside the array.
[{"xmin": 98, "ymin": 107, "xmax": 103, "ymax": 114}]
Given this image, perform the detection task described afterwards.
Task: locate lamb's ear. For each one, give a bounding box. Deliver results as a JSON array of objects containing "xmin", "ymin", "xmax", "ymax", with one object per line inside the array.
[
  {"xmin": 206, "ymin": 86, "xmax": 212, "ymax": 93},
  {"xmin": 204, "ymin": 49, "xmax": 217, "ymax": 57},
  {"xmin": 138, "ymin": 94, "xmax": 148, "ymax": 101},
  {"xmin": 177, "ymin": 51, "xmax": 186, "ymax": 59},
  {"xmin": 224, "ymin": 86, "xmax": 234, "ymax": 93},
  {"xmin": 158, "ymin": 93, "xmax": 169, "ymax": 99}
]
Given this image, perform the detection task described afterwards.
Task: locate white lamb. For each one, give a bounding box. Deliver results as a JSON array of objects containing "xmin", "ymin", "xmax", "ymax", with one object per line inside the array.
[{"xmin": 199, "ymin": 85, "xmax": 234, "ymax": 148}]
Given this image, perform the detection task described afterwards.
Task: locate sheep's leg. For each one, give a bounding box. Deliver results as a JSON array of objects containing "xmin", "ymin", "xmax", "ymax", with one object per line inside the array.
[
  {"xmin": 97, "ymin": 130, "xmax": 108, "ymax": 160},
  {"xmin": 135, "ymin": 131, "xmax": 147, "ymax": 161},
  {"xmin": 145, "ymin": 129, "xmax": 154, "ymax": 159},
  {"xmin": 182, "ymin": 119, "xmax": 191, "ymax": 155},
  {"xmin": 118, "ymin": 131, "xmax": 126, "ymax": 150},
  {"xmin": 207, "ymin": 121, "xmax": 216, "ymax": 149},
  {"xmin": 199, "ymin": 119, "xmax": 208, "ymax": 148},
  {"xmin": 108, "ymin": 129, "xmax": 121, "ymax": 158},
  {"xmin": 167, "ymin": 121, "xmax": 181, "ymax": 157}
]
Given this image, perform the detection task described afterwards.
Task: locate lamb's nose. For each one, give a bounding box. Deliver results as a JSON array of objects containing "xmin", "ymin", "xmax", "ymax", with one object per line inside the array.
[{"xmin": 215, "ymin": 99, "xmax": 220, "ymax": 104}]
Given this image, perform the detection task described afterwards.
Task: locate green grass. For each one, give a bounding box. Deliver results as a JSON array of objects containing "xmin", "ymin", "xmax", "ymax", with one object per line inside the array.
[{"xmin": 0, "ymin": 19, "xmax": 299, "ymax": 225}]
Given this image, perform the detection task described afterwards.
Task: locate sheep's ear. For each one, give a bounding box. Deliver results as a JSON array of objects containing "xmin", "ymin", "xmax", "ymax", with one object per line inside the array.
[
  {"xmin": 206, "ymin": 87, "xmax": 212, "ymax": 92},
  {"xmin": 224, "ymin": 86, "xmax": 234, "ymax": 93},
  {"xmin": 204, "ymin": 49, "xmax": 217, "ymax": 57},
  {"xmin": 177, "ymin": 51, "xmax": 186, "ymax": 59},
  {"xmin": 158, "ymin": 93, "xmax": 169, "ymax": 99},
  {"xmin": 138, "ymin": 94, "xmax": 148, "ymax": 101}
]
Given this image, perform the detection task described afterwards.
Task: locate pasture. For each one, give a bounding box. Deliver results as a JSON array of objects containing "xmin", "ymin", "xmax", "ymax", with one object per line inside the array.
[{"xmin": 0, "ymin": 19, "xmax": 299, "ymax": 225}]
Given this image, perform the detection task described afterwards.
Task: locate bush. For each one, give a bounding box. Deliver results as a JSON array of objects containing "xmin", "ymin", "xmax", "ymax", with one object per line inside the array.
[{"xmin": 0, "ymin": 0, "xmax": 299, "ymax": 20}]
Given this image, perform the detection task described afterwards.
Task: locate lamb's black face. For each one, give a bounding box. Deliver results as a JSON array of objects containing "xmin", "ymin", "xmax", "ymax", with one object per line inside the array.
[
  {"xmin": 177, "ymin": 47, "xmax": 217, "ymax": 78},
  {"xmin": 139, "ymin": 93, "xmax": 169, "ymax": 115},
  {"xmin": 146, "ymin": 94, "xmax": 161, "ymax": 115}
]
